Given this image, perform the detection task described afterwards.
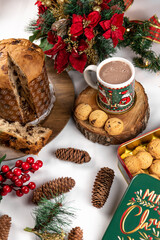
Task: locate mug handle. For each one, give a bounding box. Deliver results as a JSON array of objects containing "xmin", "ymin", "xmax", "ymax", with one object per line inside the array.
[{"xmin": 83, "ymin": 65, "xmax": 98, "ymax": 90}]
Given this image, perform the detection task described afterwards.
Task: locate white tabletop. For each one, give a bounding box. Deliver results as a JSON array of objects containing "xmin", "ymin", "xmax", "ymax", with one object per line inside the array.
[{"xmin": 0, "ymin": 0, "xmax": 160, "ymax": 239}]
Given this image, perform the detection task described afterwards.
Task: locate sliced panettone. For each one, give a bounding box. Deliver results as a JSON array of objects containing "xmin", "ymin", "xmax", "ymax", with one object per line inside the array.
[
  {"xmin": 0, "ymin": 38, "xmax": 51, "ymax": 123},
  {"xmin": 0, "ymin": 118, "xmax": 52, "ymax": 154}
]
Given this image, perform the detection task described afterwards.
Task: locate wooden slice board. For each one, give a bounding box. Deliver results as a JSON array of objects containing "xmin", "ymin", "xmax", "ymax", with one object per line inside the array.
[
  {"xmin": 74, "ymin": 81, "xmax": 149, "ymax": 145},
  {"xmin": 0, "ymin": 57, "xmax": 75, "ymax": 160}
]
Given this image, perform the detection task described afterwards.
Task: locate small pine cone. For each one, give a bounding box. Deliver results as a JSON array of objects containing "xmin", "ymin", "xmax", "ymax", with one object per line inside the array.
[
  {"xmin": 0, "ymin": 215, "xmax": 12, "ymax": 240},
  {"xmin": 55, "ymin": 148, "xmax": 91, "ymax": 164},
  {"xmin": 68, "ymin": 227, "xmax": 83, "ymax": 240},
  {"xmin": 32, "ymin": 177, "xmax": 75, "ymax": 204},
  {"xmin": 92, "ymin": 167, "xmax": 114, "ymax": 208}
]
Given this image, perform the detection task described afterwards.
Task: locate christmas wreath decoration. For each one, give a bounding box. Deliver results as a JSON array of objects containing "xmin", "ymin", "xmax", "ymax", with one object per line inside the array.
[{"xmin": 28, "ymin": 0, "xmax": 160, "ymax": 73}]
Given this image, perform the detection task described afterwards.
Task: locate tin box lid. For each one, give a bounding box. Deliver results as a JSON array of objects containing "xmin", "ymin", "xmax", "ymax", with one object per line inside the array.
[{"xmin": 102, "ymin": 174, "xmax": 160, "ymax": 240}]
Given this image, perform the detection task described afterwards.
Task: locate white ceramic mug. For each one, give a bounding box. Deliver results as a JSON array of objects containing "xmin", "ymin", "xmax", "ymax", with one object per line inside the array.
[{"xmin": 83, "ymin": 57, "xmax": 135, "ymax": 113}]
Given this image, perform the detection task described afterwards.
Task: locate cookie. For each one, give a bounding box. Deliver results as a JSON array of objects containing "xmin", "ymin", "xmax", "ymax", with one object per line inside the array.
[
  {"xmin": 74, "ymin": 103, "xmax": 92, "ymax": 121},
  {"xmin": 148, "ymin": 138, "xmax": 160, "ymax": 159},
  {"xmin": 132, "ymin": 146, "xmax": 146, "ymax": 155},
  {"xmin": 124, "ymin": 156, "xmax": 141, "ymax": 174},
  {"xmin": 132, "ymin": 169, "xmax": 145, "ymax": 177},
  {"xmin": 136, "ymin": 151, "xmax": 153, "ymax": 169},
  {"xmin": 89, "ymin": 110, "xmax": 108, "ymax": 128},
  {"xmin": 149, "ymin": 160, "xmax": 160, "ymax": 177},
  {"xmin": 104, "ymin": 118, "xmax": 124, "ymax": 135}
]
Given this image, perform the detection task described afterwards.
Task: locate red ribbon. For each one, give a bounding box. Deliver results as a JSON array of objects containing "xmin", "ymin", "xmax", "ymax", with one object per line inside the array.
[{"xmin": 146, "ymin": 15, "xmax": 160, "ymax": 43}]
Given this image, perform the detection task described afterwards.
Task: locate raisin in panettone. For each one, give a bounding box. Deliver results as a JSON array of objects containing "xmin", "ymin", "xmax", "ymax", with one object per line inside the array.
[{"xmin": 0, "ymin": 38, "xmax": 51, "ymax": 123}]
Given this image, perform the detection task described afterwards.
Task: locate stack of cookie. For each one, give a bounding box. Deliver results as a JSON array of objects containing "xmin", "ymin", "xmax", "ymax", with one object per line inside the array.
[
  {"xmin": 74, "ymin": 103, "xmax": 124, "ymax": 136},
  {"xmin": 121, "ymin": 138, "xmax": 160, "ymax": 180}
]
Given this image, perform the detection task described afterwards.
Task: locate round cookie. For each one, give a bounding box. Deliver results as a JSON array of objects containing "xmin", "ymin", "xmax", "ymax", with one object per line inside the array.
[
  {"xmin": 136, "ymin": 151, "xmax": 153, "ymax": 169},
  {"xmin": 74, "ymin": 103, "xmax": 92, "ymax": 121},
  {"xmin": 124, "ymin": 156, "xmax": 141, "ymax": 174},
  {"xmin": 105, "ymin": 118, "xmax": 124, "ymax": 135},
  {"xmin": 149, "ymin": 160, "xmax": 160, "ymax": 177},
  {"xmin": 148, "ymin": 139, "xmax": 160, "ymax": 159},
  {"xmin": 89, "ymin": 110, "xmax": 108, "ymax": 128}
]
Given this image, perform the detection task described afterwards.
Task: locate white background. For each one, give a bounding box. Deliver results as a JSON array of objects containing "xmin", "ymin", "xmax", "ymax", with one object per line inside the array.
[{"xmin": 0, "ymin": 0, "xmax": 160, "ymax": 239}]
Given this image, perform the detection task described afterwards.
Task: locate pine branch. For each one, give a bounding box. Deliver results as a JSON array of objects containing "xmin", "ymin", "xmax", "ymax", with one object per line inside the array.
[
  {"xmin": 64, "ymin": 0, "xmax": 93, "ymax": 16},
  {"xmin": 25, "ymin": 195, "xmax": 75, "ymax": 237},
  {"xmin": 95, "ymin": 36, "xmax": 116, "ymax": 61}
]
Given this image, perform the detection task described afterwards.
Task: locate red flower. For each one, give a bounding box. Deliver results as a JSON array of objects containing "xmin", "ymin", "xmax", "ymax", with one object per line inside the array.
[
  {"xmin": 47, "ymin": 31, "xmax": 57, "ymax": 45},
  {"xmin": 35, "ymin": 1, "xmax": 47, "ymax": 14},
  {"xmin": 100, "ymin": 0, "xmax": 111, "ymax": 10},
  {"xmin": 70, "ymin": 11, "xmax": 101, "ymax": 41},
  {"xmin": 69, "ymin": 50, "xmax": 87, "ymax": 73},
  {"xmin": 100, "ymin": 13, "xmax": 125, "ymax": 47},
  {"xmin": 44, "ymin": 36, "xmax": 66, "ymax": 57},
  {"xmin": 69, "ymin": 39, "xmax": 88, "ymax": 72},
  {"xmin": 55, "ymin": 48, "xmax": 70, "ymax": 73}
]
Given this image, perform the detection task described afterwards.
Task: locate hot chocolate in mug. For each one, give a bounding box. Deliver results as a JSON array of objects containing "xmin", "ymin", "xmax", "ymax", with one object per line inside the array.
[{"xmin": 83, "ymin": 57, "xmax": 135, "ymax": 114}]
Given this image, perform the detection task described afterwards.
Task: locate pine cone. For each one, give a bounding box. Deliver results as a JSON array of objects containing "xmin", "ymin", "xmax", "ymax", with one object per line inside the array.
[
  {"xmin": 68, "ymin": 227, "xmax": 83, "ymax": 240},
  {"xmin": 32, "ymin": 177, "xmax": 75, "ymax": 204},
  {"xmin": 92, "ymin": 167, "xmax": 114, "ymax": 208},
  {"xmin": 0, "ymin": 215, "xmax": 12, "ymax": 240},
  {"xmin": 55, "ymin": 148, "xmax": 91, "ymax": 164}
]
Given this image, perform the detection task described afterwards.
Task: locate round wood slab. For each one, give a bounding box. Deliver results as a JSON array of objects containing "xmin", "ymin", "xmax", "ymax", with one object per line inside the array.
[
  {"xmin": 1, "ymin": 57, "xmax": 75, "ymax": 160},
  {"xmin": 74, "ymin": 81, "xmax": 149, "ymax": 145}
]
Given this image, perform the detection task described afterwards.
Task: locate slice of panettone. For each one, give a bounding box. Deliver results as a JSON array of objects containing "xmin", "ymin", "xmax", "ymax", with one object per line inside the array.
[{"xmin": 0, "ymin": 118, "xmax": 52, "ymax": 154}]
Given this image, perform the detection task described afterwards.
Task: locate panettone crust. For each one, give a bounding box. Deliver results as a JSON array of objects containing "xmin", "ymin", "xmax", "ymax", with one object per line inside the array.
[{"xmin": 0, "ymin": 38, "xmax": 44, "ymax": 89}]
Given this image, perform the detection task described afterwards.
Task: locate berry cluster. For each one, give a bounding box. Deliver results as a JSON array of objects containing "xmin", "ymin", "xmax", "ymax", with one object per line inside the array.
[{"xmin": 0, "ymin": 157, "xmax": 43, "ymax": 197}]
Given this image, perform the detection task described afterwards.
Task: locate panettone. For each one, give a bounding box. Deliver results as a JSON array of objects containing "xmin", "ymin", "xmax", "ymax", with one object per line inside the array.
[{"xmin": 0, "ymin": 38, "xmax": 51, "ymax": 123}]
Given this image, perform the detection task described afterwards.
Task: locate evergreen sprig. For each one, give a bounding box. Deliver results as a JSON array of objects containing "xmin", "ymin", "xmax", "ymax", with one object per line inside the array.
[
  {"xmin": 95, "ymin": 36, "xmax": 116, "ymax": 61},
  {"xmin": 64, "ymin": 0, "xmax": 93, "ymax": 16},
  {"xmin": 24, "ymin": 195, "xmax": 75, "ymax": 239}
]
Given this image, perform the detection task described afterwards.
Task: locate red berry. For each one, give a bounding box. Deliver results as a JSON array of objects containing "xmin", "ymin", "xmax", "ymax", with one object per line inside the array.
[
  {"xmin": 31, "ymin": 163, "xmax": 39, "ymax": 171},
  {"xmin": 14, "ymin": 179, "xmax": 23, "ymax": 187},
  {"xmin": 6, "ymin": 171, "xmax": 14, "ymax": 179},
  {"xmin": 15, "ymin": 160, "xmax": 23, "ymax": 167},
  {"xmin": 36, "ymin": 160, "xmax": 43, "ymax": 168},
  {"xmin": 0, "ymin": 175, "xmax": 3, "ymax": 182},
  {"xmin": 1, "ymin": 165, "xmax": 9, "ymax": 173},
  {"xmin": 21, "ymin": 162, "xmax": 30, "ymax": 171},
  {"xmin": 3, "ymin": 185, "xmax": 12, "ymax": 193},
  {"xmin": 13, "ymin": 168, "xmax": 22, "ymax": 176},
  {"xmin": 21, "ymin": 186, "xmax": 29, "ymax": 194},
  {"xmin": 21, "ymin": 175, "xmax": 28, "ymax": 183},
  {"xmin": 28, "ymin": 182, "xmax": 36, "ymax": 190},
  {"xmin": 25, "ymin": 174, "xmax": 30, "ymax": 181},
  {"xmin": 1, "ymin": 191, "xmax": 8, "ymax": 196},
  {"xmin": 26, "ymin": 157, "xmax": 34, "ymax": 164},
  {"xmin": 11, "ymin": 175, "xmax": 19, "ymax": 182},
  {"xmin": 16, "ymin": 190, "xmax": 23, "ymax": 197}
]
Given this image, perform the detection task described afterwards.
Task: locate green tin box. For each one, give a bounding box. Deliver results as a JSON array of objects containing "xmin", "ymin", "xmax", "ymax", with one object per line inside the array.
[{"xmin": 102, "ymin": 174, "xmax": 160, "ymax": 240}]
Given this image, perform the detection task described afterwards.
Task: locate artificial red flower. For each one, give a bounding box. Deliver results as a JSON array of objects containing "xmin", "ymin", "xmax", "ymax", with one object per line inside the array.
[
  {"xmin": 47, "ymin": 31, "xmax": 57, "ymax": 45},
  {"xmin": 77, "ymin": 39, "xmax": 88, "ymax": 51},
  {"xmin": 70, "ymin": 11, "xmax": 101, "ymax": 41},
  {"xmin": 35, "ymin": 1, "xmax": 47, "ymax": 14},
  {"xmin": 44, "ymin": 36, "xmax": 66, "ymax": 57},
  {"xmin": 54, "ymin": 48, "xmax": 70, "ymax": 73},
  {"xmin": 100, "ymin": 13, "xmax": 125, "ymax": 47},
  {"xmin": 69, "ymin": 50, "xmax": 87, "ymax": 73},
  {"xmin": 100, "ymin": 0, "xmax": 111, "ymax": 10}
]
